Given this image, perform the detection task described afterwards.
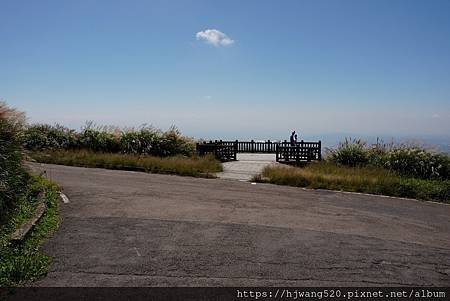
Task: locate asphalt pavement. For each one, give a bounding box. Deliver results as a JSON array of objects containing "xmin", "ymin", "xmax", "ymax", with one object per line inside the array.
[{"xmin": 29, "ymin": 163, "xmax": 450, "ymax": 286}]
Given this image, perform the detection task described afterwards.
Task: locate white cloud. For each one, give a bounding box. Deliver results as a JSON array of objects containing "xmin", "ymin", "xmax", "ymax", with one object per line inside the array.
[
  {"xmin": 203, "ymin": 95, "xmax": 212, "ymax": 100},
  {"xmin": 432, "ymin": 113, "xmax": 440, "ymax": 119},
  {"xmin": 196, "ymin": 29, "xmax": 234, "ymax": 47}
]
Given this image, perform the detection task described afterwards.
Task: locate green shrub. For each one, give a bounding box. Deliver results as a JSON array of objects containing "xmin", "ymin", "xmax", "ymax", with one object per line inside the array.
[
  {"xmin": 120, "ymin": 126, "xmax": 194, "ymax": 157},
  {"xmin": 0, "ymin": 103, "xmax": 29, "ymax": 224},
  {"xmin": 397, "ymin": 178, "xmax": 450, "ymax": 201},
  {"xmin": 0, "ymin": 175, "xmax": 60, "ymax": 286},
  {"xmin": 79, "ymin": 128, "xmax": 120, "ymax": 153},
  {"xmin": 120, "ymin": 127, "xmax": 161, "ymax": 155},
  {"xmin": 255, "ymin": 163, "xmax": 449, "ymax": 203},
  {"xmin": 157, "ymin": 126, "xmax": 195, "ymax": 157},
  {"xmin": 366, "ymin": 138, "xmax": 393, "ymax": 166},
  {"xmin": 327, "ymin": 138, "xmax": 369, "ymax": 167},
  {"xmin": 23, "ymin": 124, "xmax": 79, "ymax": 150},
  {"xmin": 327, "ymin": 137, "xmax": 450, "ymax": 181},
  {"xmin": 383, "ymin": 147, "xmax": 449, "ymax": 181},
  {"xmin": 23, "ymin": 122, "xmax": 195, "ymax": 157}
]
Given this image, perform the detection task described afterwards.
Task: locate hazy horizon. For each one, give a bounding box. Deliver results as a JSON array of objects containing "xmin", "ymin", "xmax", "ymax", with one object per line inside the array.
[{"xmin": 14, "ymin": 111, "xmax": 450, "ymax": 152}]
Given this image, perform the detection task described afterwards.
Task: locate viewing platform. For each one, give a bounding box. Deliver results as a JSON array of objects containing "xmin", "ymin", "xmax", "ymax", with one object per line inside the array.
[{"xmin": 196, "ymin": 139, "xmax": 322, "ymax": 164}]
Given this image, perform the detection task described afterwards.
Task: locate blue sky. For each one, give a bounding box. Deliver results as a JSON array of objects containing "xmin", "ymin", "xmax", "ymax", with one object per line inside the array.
[{"xmin": 1, "ymin": 0, "xmax": 450, "ymax": 140}]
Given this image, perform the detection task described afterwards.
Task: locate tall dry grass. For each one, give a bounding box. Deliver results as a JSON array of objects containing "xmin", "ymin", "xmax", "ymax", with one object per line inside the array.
[
  {"xmin": 327, "ymin": 137, "xmax": 450, "ymax": 181},
  {"xmin": 255, "ymin": 162, "xmax": 449, "ymax": 203},
  {"xmin": 24, "ymin": 122, "xmax": 195, "ymax": 157},
  {"xmin": 29, "ymin": 150, "xmax": 222, "ymax": 178},
  {"xmin": 0, "ymin": 102, "xmax": 29, "ymax": 224}
]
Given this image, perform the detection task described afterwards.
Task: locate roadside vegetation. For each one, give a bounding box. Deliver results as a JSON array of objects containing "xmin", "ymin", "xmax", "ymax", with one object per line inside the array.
[
  {"xmin": 29, "ymin": 150, "xmax": 222, "ymax": 178},
  {"xmin": 0, "ymin": 102, "xmax": 59, "ymax": 286},
  {"xmin": 255, "ymin": 138, "xmax": 450, "ymax": 203},
  {"xmin": 23, "ymin": 122, "xmax": 222, "ymax": 177},
  {"xmin": 24, "ymin": 122, "xmax": 195, "ymax": 157},
  {"xmin": 0, "ymin": 176, "xmax": 59, "ymax": 286},
  {"xmin": 0, "ymin": 104, "xmax": 28, "ymax": 225}
]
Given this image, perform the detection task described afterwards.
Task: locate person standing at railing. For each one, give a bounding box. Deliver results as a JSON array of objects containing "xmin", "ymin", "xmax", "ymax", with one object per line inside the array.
[
  {"xmin": 289, "ymin": 131, "xmax": 296, "ymax": 146},
  {"xmin": 289, "ymin": 131, "xmax": 297, "ymax": 160}
]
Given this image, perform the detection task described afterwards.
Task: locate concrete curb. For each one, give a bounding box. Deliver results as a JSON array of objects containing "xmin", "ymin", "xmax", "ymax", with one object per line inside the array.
[{"xmin": 10, "ymin": 192, "xmax": 47, "ymax": 241}]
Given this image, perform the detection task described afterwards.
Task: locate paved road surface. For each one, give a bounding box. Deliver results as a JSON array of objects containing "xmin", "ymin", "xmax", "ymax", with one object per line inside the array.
[
  {"xmin": 217, "ymin": 153, "xmax": 278, "ymax": 181},
  {"xmin": 29, "ymin": 163, "xmax": 450, "ymax": 286}
]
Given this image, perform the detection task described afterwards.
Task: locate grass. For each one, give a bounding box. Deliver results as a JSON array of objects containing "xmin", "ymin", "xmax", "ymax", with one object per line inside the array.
[
  {"xmin": 0, "ymin": 175, "xmax": 59, "ymax": 286},
  {"xmin": 327, "ymin": 137, "xmax": 450, "ymax": 181},
  {"xmin": 23, "ymin": 123, "xmax": 196, "ymax": 157},
  {"xmin": 28, "ymin": 149, "xmax": 223, "ymax": 178},
  {"xmin": 254, "ymin": 162, "xmax": 450, "ymax": 203}
]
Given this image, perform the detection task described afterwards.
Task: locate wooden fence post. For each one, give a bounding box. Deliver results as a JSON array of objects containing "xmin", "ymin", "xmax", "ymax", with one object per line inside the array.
[
  {"xmin": 251, "ymin": 140, "xmax": 254, "ymax": 153},
  {"xmin": 300, "ymin": 140, "xmax": 304, "ymax": 162},
  {"xmin": 275, "ymin": 144, "xmax": 279, "ymax": 162},
  {"xmin": 318, "ymin": 140, "xmax": 322, "ymax": 161}
]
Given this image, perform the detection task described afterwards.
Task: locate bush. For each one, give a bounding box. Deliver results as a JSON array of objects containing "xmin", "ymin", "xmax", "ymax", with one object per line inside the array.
[
  {"xmin": 79, "ymin": 128, "xmax": 120, "ymax": 153},
  {"xmin": 397, "ymin": 178, "xmax": 450, "ymax": 201},
  {"xmin": 23, "ymin": 122, "xmax": 195, "ymax": 157},
  {"xmin": 157, "ymin": 126, "xmax": 195, "ymax": 157},
  {"xmin": 23, "ymin": 124, "xmax": 79, "ymax": 150},
  {"xmin": 327, "ymin": 138, "xmax": 450, "ymax": 181},
  {"xmin": 327, "ymin": 138, "xmax": 369, "ymax": 167},
  {"xmin": 255, "ymin": 163, "xmax": 450, "ymax": 203},
  {"xmin": 120, "ymin": 126, "xmax": 162, "ymax": 155},
  {"xmin": 120, "ymin": 126, "xmax": 194, "ymax": 157},
  {"xmin": 0, "ymin": 175, "xmax": 60, "ymax": 286},
  {"xmin": 0, "ymin": 103, "xmax": 29, "ymax": 224},
  {"xmin": 121, "ymin": 130, "xmax": 150, "ymax": 155},
  {"xmin": 383, "ymin": 147, "xmax": 450, "ymax": 181}
]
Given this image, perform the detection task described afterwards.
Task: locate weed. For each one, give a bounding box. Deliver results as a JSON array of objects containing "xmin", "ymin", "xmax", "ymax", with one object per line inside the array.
[
  {"xmin": 23, "ymin": 123, "xmax": 195, "ymax": 157},
  {"xmin": 28, "ymin": 150, "xmax": 222, "ymax": 178},
  {"xmin": 0, "ymin": 176, "xmax": 59, "ymax": 286},
  {"xmin": 255, "ymin": 162, "xmax": 449, "ymax": 203}
]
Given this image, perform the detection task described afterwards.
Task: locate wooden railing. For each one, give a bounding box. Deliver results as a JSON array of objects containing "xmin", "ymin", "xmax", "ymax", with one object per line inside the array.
[
  {"xmin": 196, "ymin": 142, "xmax": 237, "ymax": 161},
  {"xmin": 211, "ymin": 140, "xmax": 312, "ymax": 153},
  {"xmin": 276, "ymin": 142, "xmax": 322, "ymax": 163},
  {"xmin": 196, "ymin": 140, "xmax": 322, "ymax": 162}
]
